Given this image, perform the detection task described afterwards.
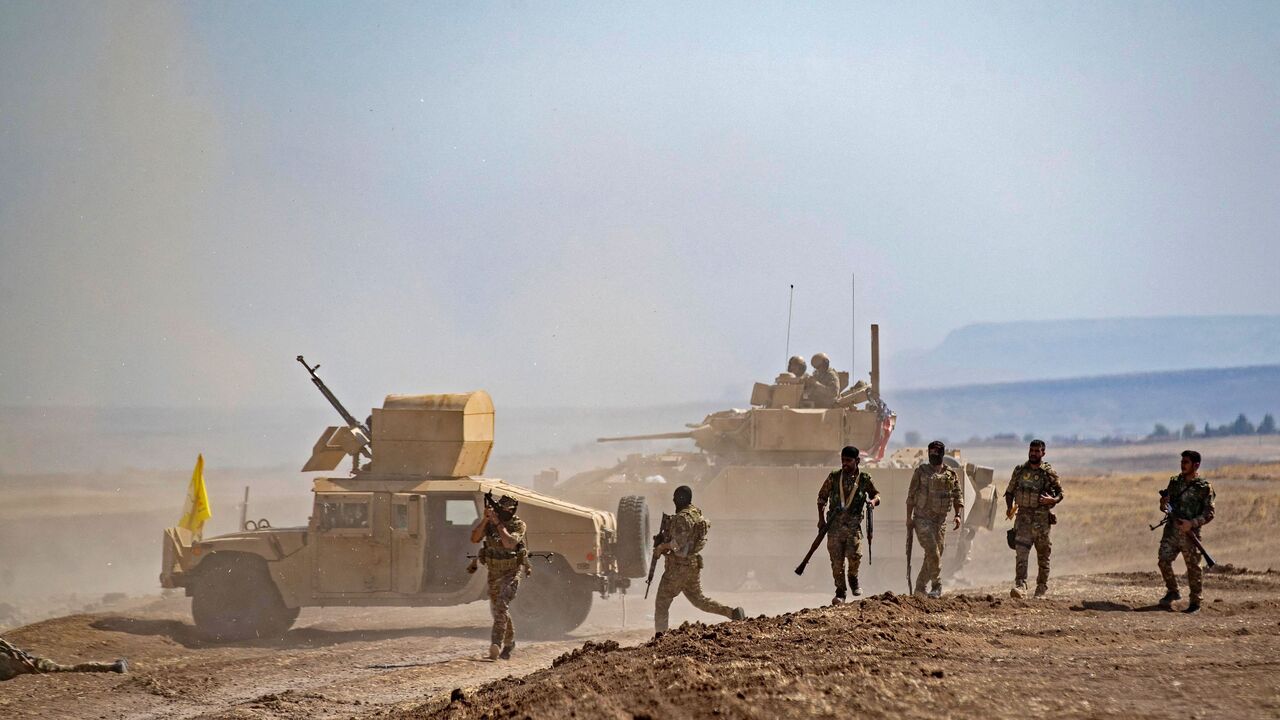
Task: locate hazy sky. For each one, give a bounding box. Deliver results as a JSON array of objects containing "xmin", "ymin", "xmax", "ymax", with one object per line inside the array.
[{"xmin": 2, "ymin": 1, "xmax": 1278, "ymax": 410}]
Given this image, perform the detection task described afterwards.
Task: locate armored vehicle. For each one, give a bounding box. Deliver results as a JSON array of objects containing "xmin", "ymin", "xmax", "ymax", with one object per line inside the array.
[
  {"xmin": 550, "ymin": 325, "xmax": 999, "ymax": 591},
  {"xmin": 161, "ymin": 363, "xmax": 648, "ymax": 641}
]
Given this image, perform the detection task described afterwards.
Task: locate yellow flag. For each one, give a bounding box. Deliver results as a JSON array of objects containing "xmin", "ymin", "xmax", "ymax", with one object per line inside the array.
[{"xmin": 178, "ymin": 454, "xmax": 212, "ymax": 538}]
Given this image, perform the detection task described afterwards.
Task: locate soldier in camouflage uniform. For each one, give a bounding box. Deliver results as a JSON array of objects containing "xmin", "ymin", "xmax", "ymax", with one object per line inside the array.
[
  {"xmin": 805, "ymin": 353, "xmax": 841, "ymax": 408},
  {"xmin": 1157, "ymin": 450, "xmax": 1216, "ymax": 613},
  {"xmin": 1, "ymin": 637, "xmax": 126, "ymax": 682},
  {"xmin": 653, "ymin": 485, "xmax": 746, "ymax": 632},
  {"xmin": 906, "ymin": 440, "xmax": 964, "ymax": 598},
  {"xmin": 470, "ymin": 494, "xmax": 527, "ymax": 660},
  {"xmin": 817, "ymin": 446, "xmax": 882, "ymax": 604},
  {"xmin": 1003, "ymin": 439, "xmax": 1063, "ymax": 598}
]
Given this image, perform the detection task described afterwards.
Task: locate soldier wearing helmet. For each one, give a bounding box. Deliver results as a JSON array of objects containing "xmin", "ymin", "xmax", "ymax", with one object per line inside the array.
[
  {"xmin": 806, "ymin": 353, "xmax": 840, "ymax": 408},
  {"xmin": 471, "ymin": 494, "xmax": 526, "ymax": 660},
  {"xmin": 785, "ymin": 355, "xmax": 809, "ymax": 380}
]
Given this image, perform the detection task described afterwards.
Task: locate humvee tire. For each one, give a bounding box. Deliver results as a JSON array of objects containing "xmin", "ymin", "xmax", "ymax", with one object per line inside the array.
[
  {"xmin": 615, "ymin": 495, "xmax": 650, "ymax": 579},
  {"xmin": 512, "ymin": 555, "xmax": 594, "ymax": 638},
  {"xmin": 192, "ymin": 554, "xmax": 298, "ymax": 642}
]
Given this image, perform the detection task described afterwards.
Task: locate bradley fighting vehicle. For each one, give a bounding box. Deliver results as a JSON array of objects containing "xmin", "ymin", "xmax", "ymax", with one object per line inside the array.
[
  {"xmin": 161, "ymin": 358, "xmax": 649, "ymax": 641},
  {"xmin": 549, "ymin": 325, "xmax": 1000, "ymax": 591}
]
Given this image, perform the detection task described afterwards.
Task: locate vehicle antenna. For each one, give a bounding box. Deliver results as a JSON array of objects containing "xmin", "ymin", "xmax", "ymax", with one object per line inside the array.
[
  {"xmin": 785, "ymin": 284, "xmax": 795, "ymax": 367},
  {"xmin": 850, "ymin": 271, "xmax": 856, "ymax": 381}
]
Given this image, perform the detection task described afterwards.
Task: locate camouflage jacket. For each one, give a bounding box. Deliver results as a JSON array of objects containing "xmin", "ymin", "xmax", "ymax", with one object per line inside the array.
[
  {"xmin": 480, "ymin": 516, "xmax": 527, "ymax": 561},
  {"xmin": 1162, "ymin": 474, "xmax": 1215, "ymax": 530},
  {"xmin": 818, "ymin": 470, "xmax": 878, "ymax": 524},
  {"xmin": 908, "ymin": 463, "xmax": 963, "ymax": 520},
  {"xmin": 668, "ymin": 505, "xmax": 710, "ymax": 559},
  {"xmin": 805, "ymin": 368, "xmax": 841, "ymax": 407},
  {"xmin": 1004, "ymin": 462, "xmax": 1062, "ymax": 516},
  {"xmin": 0, "ymin": 638, "xmax": 39, "ymax": 681}
]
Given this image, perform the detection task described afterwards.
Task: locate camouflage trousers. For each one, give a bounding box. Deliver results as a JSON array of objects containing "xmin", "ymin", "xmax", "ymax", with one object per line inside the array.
[
  {"xmin": 912, "ymin": 515, "xmax": 947, "ymax": 594},
  {"xmin": 0, "ymin": 653, "xmax": 117, "ymax": 682},
  {"xmin": 826, "ymin": 517, "xmax": 863, "ymax": 595},
  {"xmin": 1013, "ymin": 512, "xmax": 1052, "ymax": 589},
  {"xmin": 1158, "ymin": 526, "xmax": 1205, "ymax": 602},
  {"xmin": 487, "ymin": 569, "xmax": 521, "ymax": 647},
  {"xmin": 654, "ymin": 555, "xmax": 735, "ymax": 632}
]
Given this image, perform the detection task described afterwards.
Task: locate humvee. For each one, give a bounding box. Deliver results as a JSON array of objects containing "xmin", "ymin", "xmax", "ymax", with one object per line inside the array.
[{"xmin": 161, "ymin": 373, "xmax": 649, "ymax": 641}]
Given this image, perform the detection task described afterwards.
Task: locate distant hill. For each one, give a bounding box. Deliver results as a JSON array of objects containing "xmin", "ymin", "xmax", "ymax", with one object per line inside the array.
[
  {"xmin": 886, "ymin": 364, "xmax": 1280, "ymax": 442},
  {"xmin": 891, "ymin": 315, "xmax": 1280, "ymax": 389}
]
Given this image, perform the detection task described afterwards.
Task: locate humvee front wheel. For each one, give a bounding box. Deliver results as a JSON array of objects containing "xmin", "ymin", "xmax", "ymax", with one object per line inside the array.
[
  {"xmin": 512, "ymin": 556, "xmax": 594, "ymax": 638},
  {"xmin": 192, "ymin": 554, "xmax": 298, "ymax": 642}
]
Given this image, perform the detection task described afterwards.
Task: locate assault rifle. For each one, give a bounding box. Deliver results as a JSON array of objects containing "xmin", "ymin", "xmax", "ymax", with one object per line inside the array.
[
  {"xmin": 0, "ymin": 638, "xmax": 40, "ymax": 674},
  {"xmin": 1151, "ymin": 489, "xmax": 1217, "ymax": 568},
  {"xmin": 795, "ymin": 521, "xmax": 828, "ymax": 576},
  {"xmin": 644, "ymin": 513, "xmax": 673, "ymax": 599},
  {"xmin": 865, "ymin": 500, "xmax": 874, "ymax": 565},
  {"xmin": 905, "ymin": 525, "xmax": 914, "ymax": 594}
]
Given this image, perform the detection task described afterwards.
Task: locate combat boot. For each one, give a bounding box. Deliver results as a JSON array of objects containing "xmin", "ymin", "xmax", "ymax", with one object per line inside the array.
[
  {"xmin": 927, "ymin": 585, "xmax": 942, "ymax": 599},
  {"xmin": 499, "ymin": 643, "xmax": 514, "ymax": 660},
  {"xmin": 1033, "ymin": 584, "xmax": 1048, "ymax": 599},
  {"xmin": 1010, "ymin": 582, "xmax": 1027, "ymax": 599},
  {"xmin": 111, "ymin": 659, "xmax": 128, "ymax": 674},
  {"xmin": 1158, "ymin": 589, "xmax": 1181, "ymax": 610},
  {"xmin": 850, "ymin": 577, "xmax": 861, "ymax": 597},
  {"xmin": 488, "ymin": 643, "xmax": 501, "ymax": 660},
  {"xmin": 731, "ymin": 607, "xmax": 746, "ymax": 621},
  {"xmin": 1183, "ymin": 599, "xmax": 1201, "ymax": 614},
  {"xmin": 831, "ymin": 591, "xmax": 846, "ymax": 606}
]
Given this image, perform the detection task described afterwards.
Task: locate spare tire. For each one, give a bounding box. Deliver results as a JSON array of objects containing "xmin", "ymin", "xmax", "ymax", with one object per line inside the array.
[{"xmin": 615, "ymin": 495, "xmax": 651, "ymax": 579}]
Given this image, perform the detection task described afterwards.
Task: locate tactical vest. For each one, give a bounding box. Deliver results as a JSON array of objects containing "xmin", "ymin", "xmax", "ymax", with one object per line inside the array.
[
  {"xmin": 913, "ymin": 465, "xmax": 958, "ymax": 517},
  {"xmin": 481, "ymin": 517, "xmax": 527, "ymax": 572},
  {"xmin": 1012, "ymin": 463, "xmax": 1056, "ymax": 515},
  {"xmin": 1166, "ymin": 476, "xmax": 1211, "ymax": 521},
  {"xmin": 827, "ymin": 471, "xmax": 872, "ymax": 521},
  {"xmin": 674, "ymin": 505, "xmax": 710, "ymax": 557}
]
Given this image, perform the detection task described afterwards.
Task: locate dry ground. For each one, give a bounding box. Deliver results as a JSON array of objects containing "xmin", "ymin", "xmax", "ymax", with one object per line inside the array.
[{"xmin": 1, "ymin": 452, "xmax": 1278, "ymax": 719}]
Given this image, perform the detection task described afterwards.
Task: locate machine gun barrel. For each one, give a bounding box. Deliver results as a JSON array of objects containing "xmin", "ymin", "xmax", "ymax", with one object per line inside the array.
[
  {"xmin": 597, "ymin": 431, "xmax": 695, "ymax": 443},
  {"xmin": 297, "ymin": 356, "xmax": 370, "ymax": 436}
]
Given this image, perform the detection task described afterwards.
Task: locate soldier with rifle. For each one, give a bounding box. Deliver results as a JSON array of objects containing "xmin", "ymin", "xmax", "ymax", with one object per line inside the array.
[
  {"xmin": 470, "ymin": 492, "xmax": 527, "ymax": 660},
  {"xmin": 1155, "ymin": 450, "xmax": 1216, "ymax": 613},
  {"xmin": 1, "ymin": 637, "xmax": 127, "ymax": 681},
  {"xmin": 652, "ymin": 485, "xmax": 745, "ymax": 633},
  {"xmin": 816, "ymin": 446, "xmax": 881, "ymax": 604},
  {"xmin": 906, "ymin": 441, "xmax": 963, "ymax": 598}
]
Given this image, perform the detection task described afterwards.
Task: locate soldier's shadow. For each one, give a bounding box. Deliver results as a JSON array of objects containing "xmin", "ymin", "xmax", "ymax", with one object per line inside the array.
[
  {"xmin": 1069, "ymin": 600, "xmax": 1167, "ymax": 613},
  {"xmin": 90, "ymin": 616, "xmax": 491, "ymax": 650}
]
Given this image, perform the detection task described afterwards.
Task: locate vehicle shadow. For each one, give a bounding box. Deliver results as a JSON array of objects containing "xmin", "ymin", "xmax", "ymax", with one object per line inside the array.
[
  {"xmin": 1069, "ymin": 600, "xmax": 1169, "ymax": 613},
  {"xmin": 90, "ymin": 616, "xmax": 492, "ymax": 650}
]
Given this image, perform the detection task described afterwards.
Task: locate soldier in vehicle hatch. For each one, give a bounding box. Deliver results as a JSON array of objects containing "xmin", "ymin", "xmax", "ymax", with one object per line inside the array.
[
  {"xmin": 806, "ymin": 353, "xmax": 841, "ymax": 408},
  {"xmin": 1157, "ymin": 450, "xmax": 1215, "ymax": 613},
  {"xmin": 1003, "ymin": 439, "xmax": 1063, "ymax": 598},
  {"xmin": 471, "ymin": 494, "xmax": 526, "ymax": 660},
  {"xmin": 653, "ymin": 485, "xmax": 746, "ymax": 632},
  {"xmin": 906, "ymin": 440, "xmax": 964, "ymax": 598},
  {"xmin": 817, "ymin": 446, "xmax": 881, "ymax": 603},
  {"xmin": 1, "ymin": 637, "xmax": 127, "ymax": 681},
  {"xmin": 786, "ymin": 355, "xmax": 809, "ymax": 380}
]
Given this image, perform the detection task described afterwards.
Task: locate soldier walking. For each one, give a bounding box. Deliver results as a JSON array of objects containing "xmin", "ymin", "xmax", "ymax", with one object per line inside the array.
[
  {"xmin": 817, "ymin": 446, "xmax": 881, "ymax": 604},
  {"xmin": 1157, "ymin": 450, "xmax": 1216, "ymax": 613},
  {"xmin": 906, "ymin": 441, "xmax": 963, "ymax": 598},
  {"xmin": 653, "ymin": 485, "xmax": 745, "ymax": 632},
  {"xmin": 471, "ymin": 494, "xmax": 526, "ymax": 660},
  {"xmin": 1, "ymin": 638, "xmax": 127, "ymax": 682},
  {"xmin": 1004, "ymin": 439, "xmax": 1063, "ymax": 598}
]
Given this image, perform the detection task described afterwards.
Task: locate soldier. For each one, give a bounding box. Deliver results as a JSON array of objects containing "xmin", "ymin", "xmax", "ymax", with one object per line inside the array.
[
  {"xmin": 470, "ymin": 494, "xmax": 526, "ymax": 660},
  {"xmin": 653, "ymin": 485, "xmax": 746, "ymax": 632},
  {"xmin": 806, "ymin": 353, "xmax": 841, "ymax": 408},
  {"xmin": 817, "ymin": 446, "xmax": 881, "ymax": 603},
  {"xmin": 1003, "ymin": 439, "xmax": 1063, "ymax": 598},
  {"xmin": 1, "ymin": 637, "xmax": 127, "ymax": 682},
  {"xmin": 786, "ymin": 355, "xmax": 809, "ymax": 380},
  {"xmin": 1157, "ymin": 450, "xmax": 1215, "ymax": 613},
  {"xmin": 906, "ymin": 440, "xmax": 963, "ymax": 598}
]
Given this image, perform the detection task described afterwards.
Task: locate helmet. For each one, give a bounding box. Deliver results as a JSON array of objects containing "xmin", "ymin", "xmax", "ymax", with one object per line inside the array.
[
  {"xmin": 787, "ymin": 355, "xmax": 808, "ymax": 375},
  {"xmin": 811, "ymin": 353, "xmax": 830, "ymax": 370}
]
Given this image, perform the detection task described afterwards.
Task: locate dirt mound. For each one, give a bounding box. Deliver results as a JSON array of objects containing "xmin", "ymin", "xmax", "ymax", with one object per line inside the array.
[{"xmin": 394, "ymin": 574, "xmax": 1280, "ymax": 720}]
